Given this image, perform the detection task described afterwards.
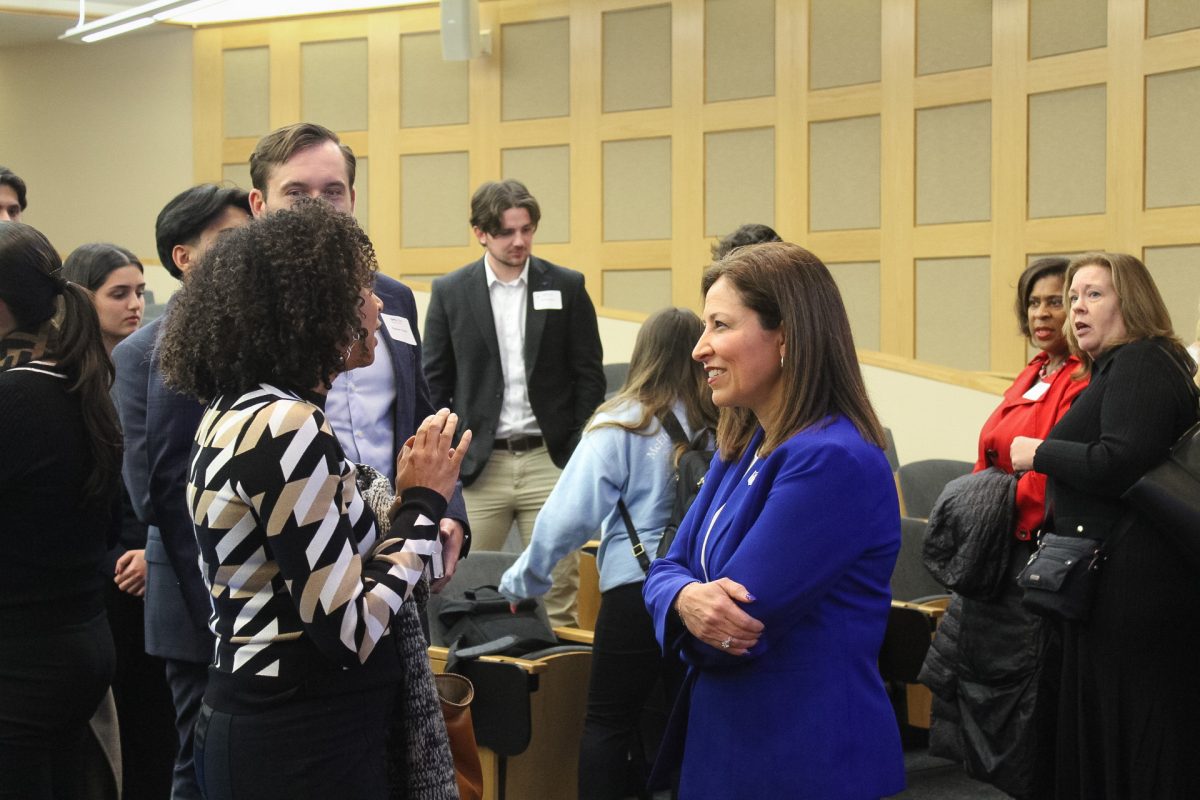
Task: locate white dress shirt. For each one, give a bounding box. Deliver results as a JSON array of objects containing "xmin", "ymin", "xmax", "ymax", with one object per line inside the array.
[{"xmin": 485, "ymin": 254, "xmax": 540, "ymax": 439}]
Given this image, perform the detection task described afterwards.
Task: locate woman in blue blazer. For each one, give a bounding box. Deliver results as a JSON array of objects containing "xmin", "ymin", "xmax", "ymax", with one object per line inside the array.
[{"xmin": 643, "ymin": 242, "xmax": 905, "ymax": 799}]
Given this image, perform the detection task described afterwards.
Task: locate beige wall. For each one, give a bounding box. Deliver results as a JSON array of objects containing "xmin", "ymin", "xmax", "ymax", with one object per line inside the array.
[
  {"xmin": 191, "ymin": 0, "xmax": 1200, "ymax": 385},
  {"xmin": 0, "ymin": 28, "xmax": 194, "ymax": 302},
  {"xmin": 22, "ymin": 3, "xmax": 1196, "ymax": 464},
  {"xmin": 410, "ymin": 288, "xmax": 981, "ymax": 462}
]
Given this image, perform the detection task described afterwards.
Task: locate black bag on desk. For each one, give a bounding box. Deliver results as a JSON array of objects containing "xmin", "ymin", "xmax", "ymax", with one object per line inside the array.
[
  {"xmin": 1017, "ymin": 533, "xmax": 1105, "ymax": 623},
  {"xmin": 437, "ymin": 586, "xmax": 559, "ymax": 658}
]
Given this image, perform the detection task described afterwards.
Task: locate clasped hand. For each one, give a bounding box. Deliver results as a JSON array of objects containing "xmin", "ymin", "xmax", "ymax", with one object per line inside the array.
[
  {"xmin": 394, "ymin": 408, "xmax": 471, "ymax": 502},
  {"xmin": 1010, "ymin": 435, "xmax": 1042, "ymax": 473},
  {"xmin": 674, "ymin": 578, "xmax": 764, "ymax": 656}
]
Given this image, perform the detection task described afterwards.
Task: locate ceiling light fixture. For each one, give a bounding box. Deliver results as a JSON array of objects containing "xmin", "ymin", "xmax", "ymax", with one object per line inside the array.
[{"xmin": 60, "ymin": 0, "xmax": 432, "ymax": 43}]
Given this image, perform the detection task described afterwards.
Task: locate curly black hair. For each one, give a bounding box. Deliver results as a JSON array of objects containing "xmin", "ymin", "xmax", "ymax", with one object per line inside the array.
[{"xmin": 158, "ymin": 199, "xmax": 377, "ymax": 401}]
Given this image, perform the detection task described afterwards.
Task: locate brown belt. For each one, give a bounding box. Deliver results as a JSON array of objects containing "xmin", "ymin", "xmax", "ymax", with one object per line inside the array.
[{"xmin": 493, "ymin": 435, "xmax": 544, "ymax": 453}]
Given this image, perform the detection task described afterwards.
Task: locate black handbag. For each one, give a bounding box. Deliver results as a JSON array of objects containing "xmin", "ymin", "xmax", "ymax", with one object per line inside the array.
[
  {"xmin": 1122, "ymin": 419, "xmax": 1200, "ymax": 569},
  {"xmin": 1016, "ymin": 533, "xmax": 1105, "ymax": 623}
]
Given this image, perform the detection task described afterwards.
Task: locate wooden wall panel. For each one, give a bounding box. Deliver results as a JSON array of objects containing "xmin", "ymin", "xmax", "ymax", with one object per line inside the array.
[
  {"xmin": 1027, "ymin": 85, "xmax": 1106, "ymax": 219},
  {"xmin": 809, "ymin": 115, "xmax": 880, "ymax": 231},
  {"xmin": 809, "ymin": 0, "xmax": 881, "ymax": 89},
  {"xmin": 1144, "ymin": 68, "xmax": 1200, "ymax": 209},
  {"xmin": 1146, "ymin": 0, "xmax": 1200, "ymax": 37},
  {"xmin": 223, "ymin": 48, "xmax": 270, "ymax": 138},
  {"xmin": 301, "ymin": 39, "xmax": 368, "ymax": 132},
  {"xmin": 915, "ymin": 101, "xmax": 991, "ymax": 225},
  {"xmin": 502, "ymin": 145, "xmax": 571, "ymax": 243},
  {"xmin": 828, "ymin": 261, "xmax": 882, "ymax": 350},
  {"xmin": 502, "ymin": 18, "xmax": 570, "ymax": 120},
  {"xmin": 705, "ymin": 0, "xmax": 775, "ymax": 101},
  {"xmin": 1029, "ymin": 0, "xmax": 1106, "ymax": 58},
  {"xmin": 191, "ymin": 0, "xmax": 1200, "ymax": 388},
  {"xmin": 603, "ymin": 137, "xmax": 672, "ymax": 241},
  {"xmin": 916, "ymin": 0, "xmax": 992, "ymax": 76},
  {"xmin": 400, "ymin": 31, "xmax": 469, "ymax": 128},
  {"xmin": 704, "ymin": 127, "xmax": 775, "ymax": 237},
  {"xmin": 603, "ymin": 4, "xmax": 672, "ymax": 112}
]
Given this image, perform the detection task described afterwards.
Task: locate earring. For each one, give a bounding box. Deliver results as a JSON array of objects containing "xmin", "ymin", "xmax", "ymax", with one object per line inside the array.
[{"xmin": 780, "ymin": 356, "xmax": 784, "ymax": 368}]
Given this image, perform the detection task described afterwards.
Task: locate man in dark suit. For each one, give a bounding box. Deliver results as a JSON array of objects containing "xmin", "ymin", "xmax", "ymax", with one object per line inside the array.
[
  {"xmin": 114, "ymin": 184, "xmax": 252, "ymax": 800},
  {"xmin": 423, "ymin": 179, "xmax": 605, "ymax": 626},
  {"xmin": 247, "ymin": 122, "xmax": 469, "ymax": 583}
]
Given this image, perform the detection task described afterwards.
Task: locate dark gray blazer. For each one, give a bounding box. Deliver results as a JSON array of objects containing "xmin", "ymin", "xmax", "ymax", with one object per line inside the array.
[
  {"xmin": 114, "ymin": 315, "xmax": 212, "ymax": 663},
  {"xmin": 422, "ymin": 256, "xmax": 606, "ymax": 485}
]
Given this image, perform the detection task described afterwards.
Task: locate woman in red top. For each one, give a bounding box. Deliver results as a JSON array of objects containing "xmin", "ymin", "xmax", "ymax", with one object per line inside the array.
[
  {"xmin": 927, "ymin": 257, "xmax": 1088, "ymax": 800},
  {"xmin": 975, "ymin": 258, "xmax": 1090, "ymax": 542}
]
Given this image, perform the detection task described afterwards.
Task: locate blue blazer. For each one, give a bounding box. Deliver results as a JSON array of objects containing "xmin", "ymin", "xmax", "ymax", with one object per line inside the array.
[{"xmin": 643, "ymin": 417, "xmax": 905, "ymax": 799}]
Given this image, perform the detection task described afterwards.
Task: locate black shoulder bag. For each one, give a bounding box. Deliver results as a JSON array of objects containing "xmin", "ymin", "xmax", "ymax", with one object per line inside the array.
[
  {"xmin": 1018, "ymin": 511, "xmax": 1137, "ymax": 624},
  {"xmin": 1121, "ymin": 351, "xmax": 1200, "ymax": 568}
]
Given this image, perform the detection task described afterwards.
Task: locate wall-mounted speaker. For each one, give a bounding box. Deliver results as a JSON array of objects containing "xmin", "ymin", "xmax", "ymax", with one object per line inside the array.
[{"xmin": 442, "ymin": 0, "xmax": 482, "ymax": 61}]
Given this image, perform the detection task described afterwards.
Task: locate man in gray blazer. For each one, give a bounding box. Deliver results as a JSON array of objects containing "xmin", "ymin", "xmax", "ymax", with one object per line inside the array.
[
  {"xmin": 423, "ymin": 179, "xmax": 605, "ymax": 626},
  {"xmin": 114, "ymin": 184, "xmax": 251, "ymax": 800}
]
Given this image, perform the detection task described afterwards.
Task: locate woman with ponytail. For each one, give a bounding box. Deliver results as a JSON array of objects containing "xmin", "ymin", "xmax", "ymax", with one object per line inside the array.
[{"xmin": 0, "ymin": 222, "xmax": 123, "ymax": 799}]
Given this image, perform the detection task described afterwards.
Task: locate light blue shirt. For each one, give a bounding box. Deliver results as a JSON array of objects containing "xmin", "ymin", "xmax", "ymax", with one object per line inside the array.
[
  {"xmin": 499, "ymin": 399, "xmax": 698, "ymax": 598},
  {"xmin": 325, "ymin": 334, "xmax": 398, "ymax": 481}
]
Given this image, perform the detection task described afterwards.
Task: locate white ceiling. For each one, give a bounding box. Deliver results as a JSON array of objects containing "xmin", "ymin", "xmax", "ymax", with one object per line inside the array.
[{"xmin": 0, "ymin": 2, "xmax": 147, "ymax": 48}]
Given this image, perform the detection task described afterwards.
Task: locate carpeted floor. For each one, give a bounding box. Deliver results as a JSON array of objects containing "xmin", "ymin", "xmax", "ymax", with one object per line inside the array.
[{"xmin": 886, "ymin": 749, "xmax": 1012, "ymax": 799}]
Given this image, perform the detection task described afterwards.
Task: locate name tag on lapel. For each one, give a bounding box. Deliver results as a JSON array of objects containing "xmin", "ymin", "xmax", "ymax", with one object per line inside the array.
[
  {"xmin": 381, "ymin": 314, "xmax": 417, "ymax": 345},
  {"xmin": 532, "ymin": 290, "xmax": 563, "ymax": 310},
  {"xmin": 1022, "ymin": 380, "xmax": 1051, "ymax": 401}
]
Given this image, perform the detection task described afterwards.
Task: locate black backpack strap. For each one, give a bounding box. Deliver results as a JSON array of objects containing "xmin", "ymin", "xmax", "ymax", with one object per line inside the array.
[
  {"xmin": 657, "ymin": 411, "xmax": 689, "ymax": 446},
  {"xmin": 619, "ymin": 413, "xmax": 688, "ymax": 575},
  {"xmin": 619, "ymin": 498, "xmax": 652, "ymax": 574}
]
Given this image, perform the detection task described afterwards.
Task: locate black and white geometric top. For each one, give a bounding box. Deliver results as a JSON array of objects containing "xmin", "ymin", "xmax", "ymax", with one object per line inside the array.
[{"xmin": 187, "ymin": 383, "xmax": 446, "ymax": 706}]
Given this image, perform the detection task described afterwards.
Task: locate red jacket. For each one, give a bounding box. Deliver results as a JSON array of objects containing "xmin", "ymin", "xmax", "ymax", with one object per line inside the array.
[{"xmin": 974, "ymin": 352, "xmax": 1089, "ymax": 540}]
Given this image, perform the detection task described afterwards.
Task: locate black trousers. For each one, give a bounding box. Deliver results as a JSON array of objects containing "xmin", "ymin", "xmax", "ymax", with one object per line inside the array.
[
  {"xmin": 194, "ymin": 684, "xmax": 394, "ymax": 800},
  {"xmin": 578, "ymin": 581, "xmax": 684, "ymax": 800},
  {"xmin": 106, "ymin": 583, "xmax": 177, "ymax": 800},
  {"xmin": 0, "ymin": 611, "xmax": 116, "ymax": 800},
  {"xmin": 163, "ymin": 657, "xmax": 208, "ymax": 800}
]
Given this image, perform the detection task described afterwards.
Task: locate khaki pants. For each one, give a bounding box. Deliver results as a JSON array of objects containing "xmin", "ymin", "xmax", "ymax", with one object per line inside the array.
[{"xmin": 463, "ymin": 446, "xmax": 579, "ymax": 628}]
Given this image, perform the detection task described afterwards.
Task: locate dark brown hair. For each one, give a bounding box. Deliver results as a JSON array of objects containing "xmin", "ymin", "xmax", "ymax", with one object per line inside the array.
[
  {"xmin": 711, "ymin": 223, "xmax": 782, "ymax": 260},
  {"xmin": 469, "ymin": 179, "xmax": 541, "ymax": 237},
  {"xmin": 701, "ymin": 242, "xmax": 886, "ymax": 460},
  {"xmin": 62, "ymin": 243, "xmax": 143, "ymax": 291},
  {"xmin": 0, "ymin": 165, "xmax": 27, "ymax": 211},
  {"xmin": 249, "ymin": 123, "xmax": 356, "ymax": 197}
]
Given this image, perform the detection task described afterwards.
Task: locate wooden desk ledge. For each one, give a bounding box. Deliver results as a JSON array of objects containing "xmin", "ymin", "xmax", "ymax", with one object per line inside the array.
[
  {"xmin": 426, "ymin": 645, "xmax": 550, "ymax": 674},
  {"xmin": 891, "ymin": 599, "xmax": 948, "ymax": 620},
  {"xmin": 554, "ymin": 626, "xmax": 594, "ymax": 646}
]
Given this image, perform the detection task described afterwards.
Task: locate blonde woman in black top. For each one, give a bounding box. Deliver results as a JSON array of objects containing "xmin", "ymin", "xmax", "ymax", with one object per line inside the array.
[{"xmin": 1012, "ymin": 253, "xmax": 1200, "ymax": 798}]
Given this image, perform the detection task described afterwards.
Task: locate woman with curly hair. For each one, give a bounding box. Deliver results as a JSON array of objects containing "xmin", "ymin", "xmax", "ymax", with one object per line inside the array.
[
  {"xmin": 0, "ymin": 222, "xmax": 123, "ymax": 798},
  {"xmin": 158, "ymin": 200, "xmax": 469, "ymax": 800}
]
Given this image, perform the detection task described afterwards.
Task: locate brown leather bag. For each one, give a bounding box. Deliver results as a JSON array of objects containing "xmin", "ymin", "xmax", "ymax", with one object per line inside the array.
[{"xmin": 436, "ymin": 672, "xmax": 484, "ymax": 800}]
